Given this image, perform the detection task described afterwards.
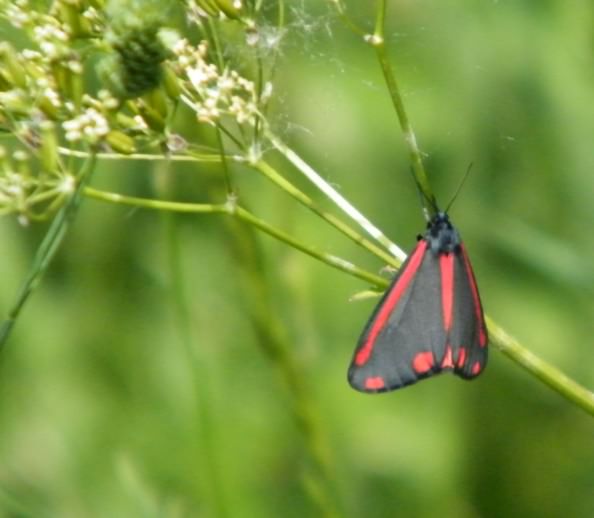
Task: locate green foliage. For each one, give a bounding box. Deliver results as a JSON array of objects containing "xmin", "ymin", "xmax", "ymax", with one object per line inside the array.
[{"xmin": 0, "ymin": 1, "xmax": 593, "ymax": 517}]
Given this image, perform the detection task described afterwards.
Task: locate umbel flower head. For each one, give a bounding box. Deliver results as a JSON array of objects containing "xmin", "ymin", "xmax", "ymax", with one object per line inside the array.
[
  {"xmin": 108, "ymin": 23, "xmax": 169, "ymax": 98},
  {"xmin": 101, "ymin": 0, "xmax": 172, "ymax": 98},
  {"xmin": 171, "ymin": 38, "xmax": 261, "ymax": 127}
]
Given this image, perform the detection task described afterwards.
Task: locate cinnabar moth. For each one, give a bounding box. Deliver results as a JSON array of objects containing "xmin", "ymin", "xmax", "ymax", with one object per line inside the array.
[{"xmin": 348, "ymin": 211, "xmax": 488, "ymax": 393}]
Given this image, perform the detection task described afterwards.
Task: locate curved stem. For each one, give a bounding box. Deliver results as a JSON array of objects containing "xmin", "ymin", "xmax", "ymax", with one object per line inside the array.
[
  {"xmin": 253, "ymin": 160, "xmax": 400, "ymax": 267},
  {"xmin": 58, "ymin": 147, "xmax": 224, "ymax": 163},
  {"xmin": 84, "ymin": 187, "xmax": 594, "ymax": 416},
  {"xmin": 0, "ymin": 151, "xmax": 97, "ymax": 348},
  {"xmin": 266, "ymin": 130, "xmax": 406, "ymax": 261},
  {"xmin": 331, "ymin": 0, "xmax": 367, "ymax": 37},
  {"xmin": 215, "ymin": 127, "xmax": 233, "ymax": 194},
  {"xmin": 330, "ymin": 0, "xmax": 594, "ymax": 418},
  {"xmin": 370, "ymin": 0, "xmax": 436, "ymax": 217},
  {"xmin": 83, "ymin": 187, "xmax": 387, "ymax": 288}
]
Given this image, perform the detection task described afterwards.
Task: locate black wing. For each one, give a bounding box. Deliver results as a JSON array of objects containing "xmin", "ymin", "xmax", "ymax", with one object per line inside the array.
[{"xmin": 348, "ymin": 242, "xmax": 488, "ymax": 393}]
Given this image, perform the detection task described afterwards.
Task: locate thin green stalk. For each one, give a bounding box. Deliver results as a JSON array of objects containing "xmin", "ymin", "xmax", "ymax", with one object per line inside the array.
[
  {"xmin": 83, "ymin": 187, "xmax": 387, "ymax": 288},
  {"xmin": 214, "ymin": 126, "xmax": 233, "ymax": 194},
  {"xmin": 206, "ymin": 17, "xmax": 225, "ymax": 71},
  {"xmin": 0, "ymin": 152, "xmax": 96, "ymax": 349},
  {"xmin": 266, "ymin": 129, "xmax": 406, "ymax": 262},
  {"xmin": 330, "ymin": 0, "xmax": 594, "ymax": 418},
  {"xmin": 370, "ymin": 0, "xmax": 436, "ymax": 216},
  {"xmin": 235, "ymin": 206, "xmax": 385, "ymax": 287},
  {"xmin": 253, "ymin": 56, "xmax": 265, "ymax": 147},
  {"xmin": 58, "ymin": 147, "xmax": 223, "ymax": 163},
  {"xmin": 83, "ymin": 186, "xmax": 594, "ymax": 416},
  {"xmin": 252, "ymin": 0, "xmax": 285, "ymax": 143},
  {"xmin": 253, "ymin": 159, "xmax": 400, "ymax": 268},
  {"xmin": 277, "ymin": 0, "xmax": 285, "ymax": 27},
  {"xmin": 83, "ymin": 187, "xmax": 228, "ymax": 214},
  {"xmin": 25, "ymin": 186, "xmax": 65, "ymax": 206},
  {"xmin": 89, "ymin": 182, "xmax": 344, "ymax": 514},
  {"xmin": 331, "ymin": 0, "xmax": 366, "ymax": 37}
]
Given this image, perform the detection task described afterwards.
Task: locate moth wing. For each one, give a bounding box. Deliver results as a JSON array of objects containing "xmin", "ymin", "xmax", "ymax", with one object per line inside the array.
[
  {"xmin": 348, "ymin": 241, "xmax": 450, "ymax": 393},
  {"xmin": 448, "ymin": 245, "xmax": 488, "ymax": 379}
]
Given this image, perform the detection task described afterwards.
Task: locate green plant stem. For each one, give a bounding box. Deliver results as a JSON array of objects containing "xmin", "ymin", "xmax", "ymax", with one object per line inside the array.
[
  {"xmin": 83, "ymin": 187, "xmax": 594, "ymax": 416},
  {"xmin": 206, "ymin": 17, "xmax": 225, "ymax": 71},
  {"xmin": 0, "ymin": 152, "xmax": 96, "ymax": 349},
  {"xmin": 59, "ymin": 146, "xmax": 400, "ymax": 268},
  {"xmin": 330, "ymin": 0, "xmax": 366, "ymax": 37},
  {"xmin": 253, "ymin": 160, "xmax": 400, "ymax": 267},
  {"xmin": 370, "ymin": 0, "xmax": 437, "ymax": 216},
  {"xmin": 58, "ymin": 147, "xmax": 223, "ymax": 163},
  {"xmin": 372, "ymin": 0, "xmax": 593, "ymax": 415},
  {"xmin": 87, "ymin": 183, "xmax": 343, "ymax": 514},
  {"xmin": 82, "ymin": 187, "xmax": 387, "ymax": 288},
  {"xmin": 265, "ymin": 129, "xmax": 406, "ymax": 261},
  {"xmin": 330, "ymin": 0, "xmax": 594, "ymax": 417},
  {"xmin": 488, "ymin": 317, "xmax": 594, "ymax": 416},
  {"xmin": 215, "ymin": 127, "xmax": 234, "ymax": 194}
]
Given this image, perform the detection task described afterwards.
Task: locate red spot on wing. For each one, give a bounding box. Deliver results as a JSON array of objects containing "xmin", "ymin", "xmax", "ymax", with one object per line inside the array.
[
  {"xmin": 460, "ymin": 245, "xmax": 487, "ymax": 347},
  {"xmin": 439, "ymin": 253, "xmax": 455, "ymax": 332},
  {"xmin": 471, "ymin": 361, "xmax": 482, "ymax": 375},
  {"xmin": 456, "ymin": 347, "xmax": 467, "ymax": 368},
  {"xmin": 355, "ymin": 241, "xmax": 428, "ymax": 366},
  {"xmin": 440, "ymin": 346, "xmax": 454, "ymax": 368},
  {"xmin": 364, "ymin": 377, "xmax": 386, "ymax": 390},
  {"xmin": 412, "ymin": 351, "xmax": 435, "ymax": 374}
]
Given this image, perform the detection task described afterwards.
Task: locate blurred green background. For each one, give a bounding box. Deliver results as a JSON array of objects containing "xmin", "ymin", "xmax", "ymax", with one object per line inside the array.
[{"xmin": 1, "ymin": 1, "xmax": 593, "ymax": 516}]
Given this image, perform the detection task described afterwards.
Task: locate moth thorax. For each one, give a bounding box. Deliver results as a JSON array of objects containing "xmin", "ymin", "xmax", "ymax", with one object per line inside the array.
[{"xmin": 426, "ymin": 214, "xmax": 461, "ymax": 254}]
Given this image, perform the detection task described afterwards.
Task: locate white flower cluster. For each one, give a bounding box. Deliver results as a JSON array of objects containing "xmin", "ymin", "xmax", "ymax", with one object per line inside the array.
[
  {"xmin": 0, "ymin": 146, "xmax": 71, "ymax": 224},
  {"xmin": 33, "ymin": 19, "xmax": 70, "ymax": 60},
  {"xmin": 0, "ymin": 9, "xmax": 82, "ymax": 120},
  {"xmin": 0, "ymin": 168, "xmax": 25, "ymax": 208},
  {"xmin": 2, "ymin": 0, "xmax": 31, "ymax": 28},
  {"xmin": 0, "ymin": 45, "xmax": 67, "ymax": 123},
  {"xmin": 172, "ymin": 38, "xmax": 262, "ymax": 126},
  {"xmin": 63, "ymin": 107, "xmax": 109, "ymax": 143},
  {"xmin": 4, "ymin": 1, "xmax": 74, "ymax": 62}
]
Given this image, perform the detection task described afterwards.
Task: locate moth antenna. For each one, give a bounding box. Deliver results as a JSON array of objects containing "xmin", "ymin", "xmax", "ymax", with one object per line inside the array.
[
  {"xmin": 445, "ymin": 163, "xmax": 474, "ymax": 214},
  {"xmin": 409, "ymin": 167, "xmax": 439, "ymax": 221}
]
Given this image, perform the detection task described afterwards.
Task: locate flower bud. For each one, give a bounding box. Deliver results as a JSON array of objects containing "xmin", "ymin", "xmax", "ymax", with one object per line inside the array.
[
  {"xmin": 214, "ymin": 0, "xmax": 243, "ymax": 20},
  {"xmin": 161, "ymin": 64, "xmax": 181, "ymax": 100},
  {"xmin": 39, "ymin": 121, "xmax": 59, "ymax": 173},
  {"xmin": 0, "ymin": 42, "xmax": 26, "ymax": 89},
  {"xmin": 196, "ymin": 0, "xmax": 220, "ymax": 17},
  {"xmin": 133, "ymin": 100, "xmax": 165, "ymax": 133},
  {"xmin": 105, "ymin": 130, "xmax": 136, "ymax": 155},
  {"xmin": 142, "ymin": 88, "xmax": 168, "ymax": 121}
]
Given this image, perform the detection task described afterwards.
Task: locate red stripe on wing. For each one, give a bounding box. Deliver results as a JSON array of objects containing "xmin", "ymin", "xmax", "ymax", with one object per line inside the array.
[
  {"xmin": 354, "ymin": 240, "xmax": 428, "ymax": 366},
  {"xmin": 439, "ymin": 253, "xmax": 455, "ymax": 333}
]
